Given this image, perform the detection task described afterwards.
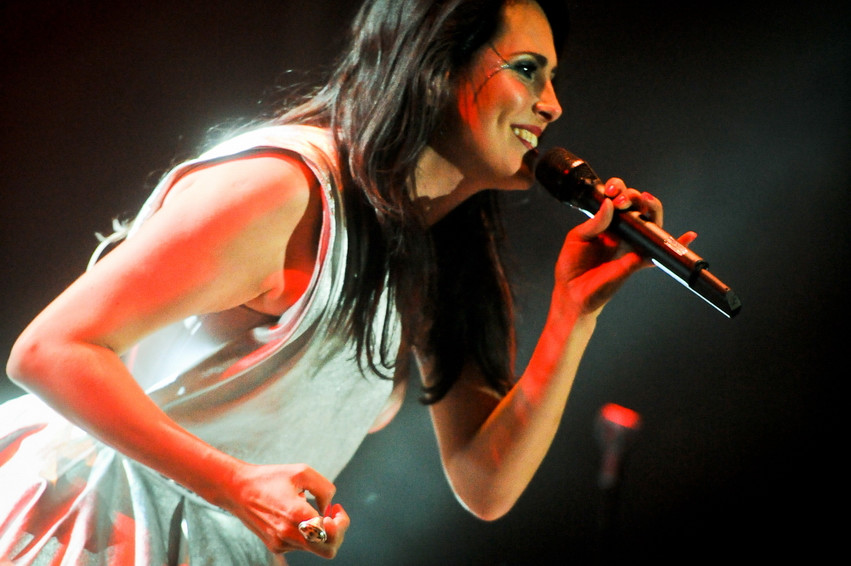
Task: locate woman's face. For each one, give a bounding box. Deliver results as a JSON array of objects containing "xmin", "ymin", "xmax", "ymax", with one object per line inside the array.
[{"xmin": 437, "ymin": 1, "xmax": 562, "ymax": 191}]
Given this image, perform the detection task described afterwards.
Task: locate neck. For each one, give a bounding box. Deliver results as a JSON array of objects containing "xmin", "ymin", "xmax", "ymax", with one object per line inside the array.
[{"xmin": 414, "ymin": 144, "xmax": 485, "ymax": 225}]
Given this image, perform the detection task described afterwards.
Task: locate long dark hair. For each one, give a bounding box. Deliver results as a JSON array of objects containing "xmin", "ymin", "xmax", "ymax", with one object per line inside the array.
[{"xmin": 276, "ymin": 0, "xmax": 568, "ymax": 402}]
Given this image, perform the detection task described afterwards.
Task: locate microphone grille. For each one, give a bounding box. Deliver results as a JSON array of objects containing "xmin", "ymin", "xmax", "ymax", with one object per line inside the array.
[{"xmin": 535, "ymin": 147, "xmax": 598, "ymax": 205}]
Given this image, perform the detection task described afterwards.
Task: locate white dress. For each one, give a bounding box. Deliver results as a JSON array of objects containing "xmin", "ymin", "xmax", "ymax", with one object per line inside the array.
[{"xmin": 0, "ymin": 125, "xmax": 402, "ymax": 565}]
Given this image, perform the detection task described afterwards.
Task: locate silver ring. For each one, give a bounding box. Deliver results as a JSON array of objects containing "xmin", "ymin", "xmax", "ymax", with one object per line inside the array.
[{"xmin": 298, "ymin": 517, "xmax": 327, "ymax": 544}]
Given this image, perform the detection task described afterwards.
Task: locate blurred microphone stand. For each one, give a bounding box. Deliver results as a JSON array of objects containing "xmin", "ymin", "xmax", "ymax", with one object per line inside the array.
[{"xmin": 594, "ymin": 403, "xmax": 642, "ymax": 563}]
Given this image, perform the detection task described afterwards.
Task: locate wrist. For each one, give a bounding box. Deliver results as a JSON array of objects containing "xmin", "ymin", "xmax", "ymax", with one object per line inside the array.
[
  {"xmin": 548, "ymin": 289, "xmax": 602, "ymax": 335},
  {"xmin": 176, "ymin": 447, "xmax": 245, "ymax": 511}
]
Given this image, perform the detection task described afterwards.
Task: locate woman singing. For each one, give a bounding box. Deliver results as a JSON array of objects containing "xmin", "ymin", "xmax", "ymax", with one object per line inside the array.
[{"xmin": 2, "ymin": 0, "xmax": 693, "ymax": 562}]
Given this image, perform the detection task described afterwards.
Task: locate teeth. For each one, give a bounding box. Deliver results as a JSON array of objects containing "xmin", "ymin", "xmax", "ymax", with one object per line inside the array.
[{"xmin": 513, "ymin": 127, "xmax": 538, "ymax": 149}]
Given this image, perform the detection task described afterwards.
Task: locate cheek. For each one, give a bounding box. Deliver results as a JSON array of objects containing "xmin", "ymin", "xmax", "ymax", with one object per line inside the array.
[
  {"xmin": 499, "ymin": 81, "xmax": 534, "ymax": 118},
  {"xmin": 454, "ymin": 76, "xmax": 532, "ymax": 152},
  {"xmin": 473, "ymin": 79, "xmax": 533, "ymax": 131},
  {"xmin": 456, "ymin": 86, "xmax": 485, "ymax": 140}
]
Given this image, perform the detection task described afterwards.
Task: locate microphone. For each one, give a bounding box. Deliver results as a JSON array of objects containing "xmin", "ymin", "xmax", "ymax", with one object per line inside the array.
[
  {"xmin": 595, "ymin": 403, "xmax": 641, "ymax": 491},
  {"xmin": 535, "ymin": 147, "xmax": 741, "ymax": 318},
  {"xmin": 594, "ymin": 403, "xmax": 641, "ymax": 552}
]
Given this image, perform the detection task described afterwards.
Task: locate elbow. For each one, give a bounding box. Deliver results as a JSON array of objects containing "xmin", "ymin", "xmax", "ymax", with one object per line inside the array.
[
  {"xmin": 446, "ymin": 463, "xmax": 519, "ymax": 522},
  {"xmin": 6, "ymin": 328, "xmax": 54, "ymax": 392},
  {"xmin": 7, "ymin": 332, "xmax": 37, "ymax": 390},
  {"xmin": 469, "ymin": 503, "xmax": 512, "ymax": 523},
  {"xmin": 454, "ymin": 487, "xmax": 515, "ymax": 522}
]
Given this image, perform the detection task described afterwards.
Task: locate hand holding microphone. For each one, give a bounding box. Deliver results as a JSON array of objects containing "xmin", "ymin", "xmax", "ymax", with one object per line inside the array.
[{"xmin": 535, "ymin": 148, "xmax": 741, "ymax": 318}]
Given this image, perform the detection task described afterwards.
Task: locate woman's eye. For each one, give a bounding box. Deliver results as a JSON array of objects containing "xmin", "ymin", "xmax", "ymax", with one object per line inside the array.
[{"xmin": 510, "ymin": 61, "xmax": 538, "ymax": 80}]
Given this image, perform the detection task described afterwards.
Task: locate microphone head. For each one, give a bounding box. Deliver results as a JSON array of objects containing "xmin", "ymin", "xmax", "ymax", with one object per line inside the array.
[{"xmin": 535, "ymin": 147, "xmax": 603, "ymax": 211}]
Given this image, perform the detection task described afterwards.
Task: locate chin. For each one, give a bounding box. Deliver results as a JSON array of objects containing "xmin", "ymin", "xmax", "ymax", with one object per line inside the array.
[
  {"xmin": 482, "ymin": 150, "xmax": 538, "ymax": 191},
  {"xmin": 503, "ymin": 150, "xmax": 538, "ymax": 190}
]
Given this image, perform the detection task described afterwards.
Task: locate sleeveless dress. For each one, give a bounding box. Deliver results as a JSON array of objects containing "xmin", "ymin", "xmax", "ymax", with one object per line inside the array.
[{"xmin": 0, "ymin": 125, "xmax": 403, "ymax": 565}]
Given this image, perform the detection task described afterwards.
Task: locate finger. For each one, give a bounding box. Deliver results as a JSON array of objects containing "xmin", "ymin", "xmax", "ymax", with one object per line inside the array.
[
  {"xmin": 298, "ymin": 506, "xmax": 350, "ymax": 560},
  {"xmin": 573, "ymin": 198, "xmax": 615, "ymax": 240},
  {"xmin": 322, "ymin": 504, "xmax": 350, "ymax": 546},
  {"xmin": 638, "ymin": 192, "xmax": 663, "ymax": 227},
  {"xmin": 603, "ymin": 177, "xmax": 627, "ymax": 198},
  {"xmin": 678, "ymin": 230, "xmax": 698, "ymax": 247},
  {"xmin": 612, "ymin": 191, "xmax": 637, "ymax": 211},
  {"xmin": 294, "ymin": 466, "xmax": 336, "ymax": 512}
]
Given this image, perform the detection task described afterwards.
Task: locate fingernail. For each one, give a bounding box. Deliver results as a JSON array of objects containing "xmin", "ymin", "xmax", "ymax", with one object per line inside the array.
[
  {"xmin": 605, "ymin": 184, "xmax": 618, "ymax": 196},
  {"xmin": 613, "ymin": 195, "xmax": 629, "ymax": 207}
]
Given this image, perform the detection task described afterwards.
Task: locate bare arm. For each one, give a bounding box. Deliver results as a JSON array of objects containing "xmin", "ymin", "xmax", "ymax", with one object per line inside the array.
[
  {"xmin": 6, "ymin": 154, "xmax": 347, "ymax": 557},
  {"xmin": 426, "ymin": 180, "xmax": 697, "ymax": 520}
]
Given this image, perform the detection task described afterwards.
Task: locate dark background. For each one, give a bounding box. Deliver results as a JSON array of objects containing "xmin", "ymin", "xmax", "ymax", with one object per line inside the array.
[{"xmin": 2, "ymin": 1, "xmax": 848, "ymax": 563}]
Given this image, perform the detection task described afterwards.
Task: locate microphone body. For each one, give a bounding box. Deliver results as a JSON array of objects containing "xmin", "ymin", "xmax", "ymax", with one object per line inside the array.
[{"xmin": 535, "ymin": 148, "xmax": 741, "ymax": 318}]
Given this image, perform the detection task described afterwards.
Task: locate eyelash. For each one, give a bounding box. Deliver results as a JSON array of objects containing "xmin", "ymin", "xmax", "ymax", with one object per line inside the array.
[
  {"xmin": 488, "ymin": 44, "xmax": 556, "ymax": 88},
  {"xmin": 509, "ymin": 60, "xmax": 539, "ymax": 80}
]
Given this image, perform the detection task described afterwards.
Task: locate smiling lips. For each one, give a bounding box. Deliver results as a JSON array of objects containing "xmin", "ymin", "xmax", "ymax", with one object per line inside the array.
[{"xmin": 512, "ymin": 126, "xmax": 540, "ymax": 150}]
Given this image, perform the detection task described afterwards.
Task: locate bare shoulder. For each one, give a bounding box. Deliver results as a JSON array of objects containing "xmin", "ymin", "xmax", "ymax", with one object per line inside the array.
[
  {"xmin": 163, "ymin": 151, "xmax": 320, "ymax": 224},
  {"xmin": 148, "ymin": 151, "xmax": 325, "ymax": 315},
  {"xmin": 20, "ymin": 151, "xmax": 325, "ymax": 354}
]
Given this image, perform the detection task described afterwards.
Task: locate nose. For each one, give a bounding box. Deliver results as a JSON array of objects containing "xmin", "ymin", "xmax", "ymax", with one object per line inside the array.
[{"xmin": 535, "ymin": 81, "xmax": 562, "ymax": 123}]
